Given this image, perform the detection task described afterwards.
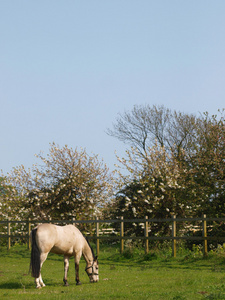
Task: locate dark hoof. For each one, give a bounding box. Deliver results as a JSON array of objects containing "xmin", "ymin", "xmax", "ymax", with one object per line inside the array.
[
  {"xmin": 76, "ymin": 281, "xmax": 82, "ymax": 286},
  {"xmin": 63, "ymin": 280, "xmax": 69, "ymax": 286}
]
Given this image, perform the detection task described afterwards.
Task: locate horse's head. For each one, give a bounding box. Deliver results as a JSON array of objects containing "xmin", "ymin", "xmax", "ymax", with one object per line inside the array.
[{"xmin": 85, "ymin": 256, "xmax": 99, "ymax": 283}]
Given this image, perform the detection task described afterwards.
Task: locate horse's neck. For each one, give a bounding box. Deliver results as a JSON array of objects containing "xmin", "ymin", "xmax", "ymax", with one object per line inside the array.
[{"xmin": 82, "ymin": 240, "xmax": 93, "ymax": 264}]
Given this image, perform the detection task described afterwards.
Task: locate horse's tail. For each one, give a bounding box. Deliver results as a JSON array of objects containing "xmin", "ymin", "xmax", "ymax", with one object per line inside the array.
[{"xmin": 30, "ymin": 228, "xmax": 40, "ymax": 278}]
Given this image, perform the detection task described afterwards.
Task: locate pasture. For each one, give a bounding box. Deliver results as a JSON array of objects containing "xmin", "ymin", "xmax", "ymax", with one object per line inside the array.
[{"xmin": 1, "ymin": 244, "xmax": 225, "ymax": 299}]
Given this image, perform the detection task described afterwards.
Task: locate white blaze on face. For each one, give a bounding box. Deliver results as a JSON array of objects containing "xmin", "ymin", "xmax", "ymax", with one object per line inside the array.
[{"xmin": 92, "ymin": 259, "xmax": 99, "ymax": 282}]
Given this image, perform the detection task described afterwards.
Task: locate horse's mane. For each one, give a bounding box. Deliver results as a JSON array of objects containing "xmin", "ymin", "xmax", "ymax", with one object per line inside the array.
[{"xmin": 85, "ymin": 237, "xmax": 96, "ymax": 259}]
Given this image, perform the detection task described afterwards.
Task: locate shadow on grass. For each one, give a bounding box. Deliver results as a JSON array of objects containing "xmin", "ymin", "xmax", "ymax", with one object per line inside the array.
[
  {"xmin": 99, "ymin": 250, "xmax": 225, "ymax": 273},
  {"xmin": 0, "ymin": 281, "xmax": 68, "ymax": 290},
  {"xmin": 0, "ymin": 247, "xmax": 64, "ymax": 264},
  {"xmin": 0, "ymin": 282, "xmax": 35, "ymax": 290},
  {"xmin": 0, "ymin": 248, "xmax": 30, "ymax": 260},
  {"xmin": 0, "ymin": 282, "xmax": 22, "ymax": 289}
]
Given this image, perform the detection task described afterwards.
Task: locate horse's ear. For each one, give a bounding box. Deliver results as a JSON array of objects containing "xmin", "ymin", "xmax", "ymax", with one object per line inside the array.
[{"xmin": 95, "ymin": 256, "xmax": 98, "ymax": 261}]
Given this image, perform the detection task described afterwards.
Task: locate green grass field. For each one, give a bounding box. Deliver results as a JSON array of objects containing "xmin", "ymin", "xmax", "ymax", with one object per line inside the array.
[{"xmin": 1, "ymin": 244, "xmax": 225, "ymax": 299}]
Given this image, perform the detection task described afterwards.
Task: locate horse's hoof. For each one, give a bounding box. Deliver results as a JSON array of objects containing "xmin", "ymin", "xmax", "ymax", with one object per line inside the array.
[
  {"xmin": 76, "ymin": 281, "xmax": 82, "ymax": 285},
  {"xmin": 63, "ymin": 279, "xmax": 69, "ymax": 286}
]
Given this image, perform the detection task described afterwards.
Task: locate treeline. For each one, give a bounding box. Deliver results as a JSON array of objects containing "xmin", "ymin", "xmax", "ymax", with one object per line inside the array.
[{"xmin": 1, "ymin": 105, "xmax": 225, "ymax": 237}]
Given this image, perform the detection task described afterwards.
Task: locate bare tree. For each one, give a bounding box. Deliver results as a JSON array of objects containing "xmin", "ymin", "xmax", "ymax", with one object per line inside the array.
[{"xmin": 107, "ymin": 104, "xmax": 197, "ymax": 158}]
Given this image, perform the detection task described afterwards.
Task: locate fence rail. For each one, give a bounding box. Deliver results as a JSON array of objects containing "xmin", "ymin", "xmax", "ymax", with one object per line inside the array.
[{"xmin": 1, "ymin": 215, "xmax": 225, "ymax": 257}]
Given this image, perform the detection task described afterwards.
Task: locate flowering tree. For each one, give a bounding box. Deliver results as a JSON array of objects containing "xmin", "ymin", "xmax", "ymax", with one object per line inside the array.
[
  {"xmin": 106, "ymin": 145, "xmax": 190, "ymax": 235},
  {"xmin": 183, "ymin": 111, "xmax": 225, "ymax": 217},
  {"xmin": 106, "ymin": 107, "xmax": 225, "ymax": 236},
  {"xmin": 0, "ymin": 143, "xmax": 114, "ymax": 221}
]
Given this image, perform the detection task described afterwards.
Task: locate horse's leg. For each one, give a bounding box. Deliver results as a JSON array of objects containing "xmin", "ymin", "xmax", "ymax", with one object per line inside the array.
[
  {"xmin": 63, "ymin": 256, "xmax": 70, "ymax": 286},
  {"xmin": 74, "ymin": 251, "xmax": 82, "ymax": 285},
  {"xmin": 36, "ymin": 252, "xmax": 48, "ymax": 288}
]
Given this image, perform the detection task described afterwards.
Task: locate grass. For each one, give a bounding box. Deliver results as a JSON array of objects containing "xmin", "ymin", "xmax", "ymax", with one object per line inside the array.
[{"xmin": 1, "ymin": 243, "xmax": 225, "ymax": 299}]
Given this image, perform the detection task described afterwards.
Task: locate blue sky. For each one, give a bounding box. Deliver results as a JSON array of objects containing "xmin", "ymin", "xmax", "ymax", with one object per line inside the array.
[{"xmin": 1, "ymin": 1, "xmax": 225, "ymax": 174}]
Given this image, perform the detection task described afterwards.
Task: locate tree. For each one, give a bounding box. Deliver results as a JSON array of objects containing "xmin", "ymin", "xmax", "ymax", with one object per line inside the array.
[
  {"xmin": 107, "ymin": 145, "xmax": 189, "ymax": 236},
  {"xmin": 106, "ymin": 106, "xmax": 225, "ymax": 236},
  {"xmin": 107, "ymin": 104, "xmax": 197, "ymax": 159},
  {"xmin": 184, "ymin": 111, "xmax": 225, "ymax": 217},
  {"xmin": 1, "ymin": 143, "xmax": 114, "ymax": 221}
]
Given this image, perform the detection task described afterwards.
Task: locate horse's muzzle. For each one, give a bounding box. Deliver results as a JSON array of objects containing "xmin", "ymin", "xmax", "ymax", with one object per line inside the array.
[{"xmin": 90, "ymin": 277, "xmax": 99, "ymax": 283}]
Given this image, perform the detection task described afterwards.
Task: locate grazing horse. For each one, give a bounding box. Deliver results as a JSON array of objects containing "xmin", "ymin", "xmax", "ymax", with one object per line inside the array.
[{"xmin": 30, "ymin": 223, "xmax": 99, "ymax": 288}]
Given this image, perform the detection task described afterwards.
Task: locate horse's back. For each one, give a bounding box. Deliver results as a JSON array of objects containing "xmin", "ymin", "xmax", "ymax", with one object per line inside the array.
[{"xmin": 35, "ymin": 224, "xmax": 85, "ymax": 256}]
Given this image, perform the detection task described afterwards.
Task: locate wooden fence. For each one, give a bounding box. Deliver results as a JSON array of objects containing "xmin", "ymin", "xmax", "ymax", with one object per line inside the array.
[{"xmin": 1, "ymin": 215, "xmax": 225, "ymax": 257}]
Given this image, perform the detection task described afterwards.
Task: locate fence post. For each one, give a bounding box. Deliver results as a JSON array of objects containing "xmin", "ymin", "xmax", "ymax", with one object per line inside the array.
[
  {"xmin": 27, "ymin": 218, "xmax": 31, "ymax": 250},
  {"xmin": 7, "ymin": 219, "xmax": 11, "ymax": 251},
  {"xmin": 172, "ymin": 215, "xmax": 176, "ymax": 258},
  {"xmin": 202, "ymin": 214, "xmax": 207, "ymax": 257},
  {"xmin": 144, "ymin": 216, "xmax": 149, "ymax": 254},
  {"xmin": 96, "ymin": 217, "xmax": 99, "ymax": 256},
  {"xmin": 120, "ymin": 216, "xmax": 124, "ymax": 253}
]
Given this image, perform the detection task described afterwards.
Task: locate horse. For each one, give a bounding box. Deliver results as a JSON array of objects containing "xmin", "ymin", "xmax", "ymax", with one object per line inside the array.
[{"xmin": 30, "ymin": 223, "xmax": 99, "ymax": 288}]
